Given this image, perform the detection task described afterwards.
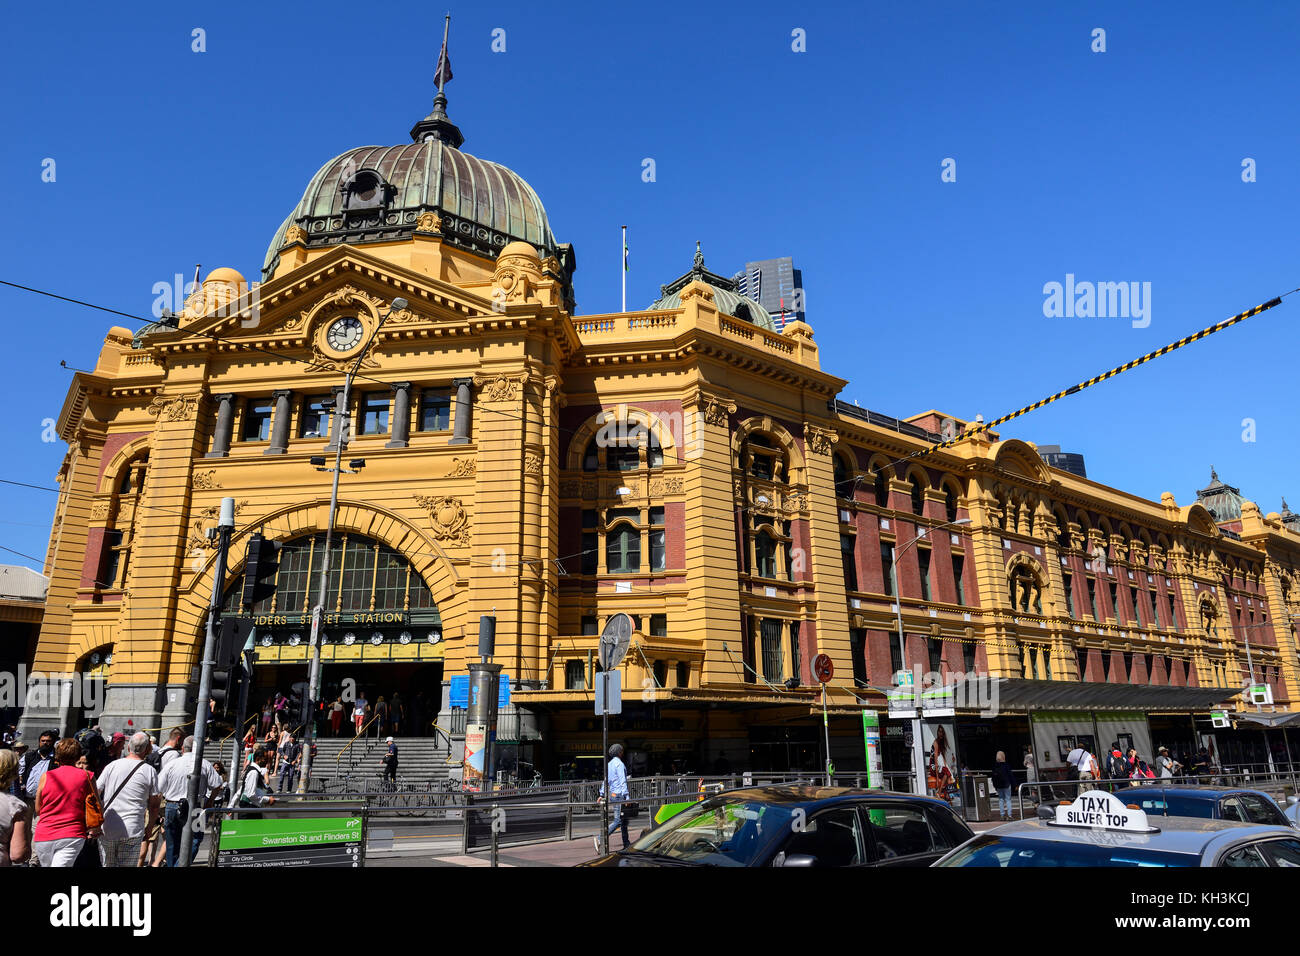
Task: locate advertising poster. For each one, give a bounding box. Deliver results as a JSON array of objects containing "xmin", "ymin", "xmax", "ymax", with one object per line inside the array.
[
  {"xmin": 921, "ymin": 720, "xmax": 959, "ymax": 806},
  {"xmin": 463, "ymin": 722, "xmax": 487, "ymax": 791}
]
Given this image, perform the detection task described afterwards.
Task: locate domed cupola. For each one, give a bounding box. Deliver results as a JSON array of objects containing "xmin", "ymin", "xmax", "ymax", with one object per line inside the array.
[
  {"xmin": 648, "ymin": 242, "xmax": 777, "ymax": 332},
  {"xmin": 262, "ymin": 83, "xmax": 571, "ymax": 288}
]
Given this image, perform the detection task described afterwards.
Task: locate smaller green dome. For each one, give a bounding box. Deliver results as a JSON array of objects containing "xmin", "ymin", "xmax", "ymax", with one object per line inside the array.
[{"xmin": 648, "ymin": 243, "xmax": 776, "ymax": 332}]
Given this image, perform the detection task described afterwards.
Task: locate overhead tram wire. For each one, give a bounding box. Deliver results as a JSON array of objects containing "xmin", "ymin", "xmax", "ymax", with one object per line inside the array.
[
  {"xmin": 0, "ymin": 277, "xmax": 588, "ymax": 443},
  {"xmin": 839, "ymin": 288, "xmax": 1298, "ymax": 489}
]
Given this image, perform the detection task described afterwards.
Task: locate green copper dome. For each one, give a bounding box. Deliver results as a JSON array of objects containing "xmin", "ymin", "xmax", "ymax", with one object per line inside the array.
[
  {"xmin": 648, "ymin": 243, "xmax": 776, "ymax": 332},
  {"xmin": 262, "ymin": 92, "xmax": 560, "ymax": 281}
]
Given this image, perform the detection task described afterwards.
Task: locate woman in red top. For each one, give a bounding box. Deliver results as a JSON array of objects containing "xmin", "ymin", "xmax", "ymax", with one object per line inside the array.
[{"xmin": 32, "ymin": 737, "xmax": 99, "ymax": 867}]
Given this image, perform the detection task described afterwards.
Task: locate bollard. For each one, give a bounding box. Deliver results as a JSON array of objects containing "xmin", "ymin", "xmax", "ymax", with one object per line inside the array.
[{"xmin": 491, "ymin": 819, "xmax": 499, "ymax": 867}]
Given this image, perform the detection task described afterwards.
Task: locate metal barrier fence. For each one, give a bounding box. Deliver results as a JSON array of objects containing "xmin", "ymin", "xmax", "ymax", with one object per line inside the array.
[{"xmin": 1013, "ymin": 769, "xmax": 1300, "ymax": 820}]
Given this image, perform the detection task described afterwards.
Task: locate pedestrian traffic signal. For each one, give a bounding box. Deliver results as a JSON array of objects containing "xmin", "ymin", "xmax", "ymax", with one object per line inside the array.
[
  {"xmin": 241, "ymin": 534, "xmax": 281, "ymax": 609},
  {"xmin": 210, "ymin": 662, "xmax": 249, "ymax": 718}
]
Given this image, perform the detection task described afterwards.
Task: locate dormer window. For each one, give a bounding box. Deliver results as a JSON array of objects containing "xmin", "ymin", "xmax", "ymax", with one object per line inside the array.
[{"xmin": 340, "ymin": 169, "xmax": 393, "ymax": 214}]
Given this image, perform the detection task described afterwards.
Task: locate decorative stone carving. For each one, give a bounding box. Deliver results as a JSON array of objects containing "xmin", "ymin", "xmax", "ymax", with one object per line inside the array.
[
  {"xmin": 308, "ymin": 343, "xmax": 380, "ymax": 373},
  {"xmin": 524, "ymin": 452, "xmax": 542, "ymax": 474},
  {"xmin": 89, "ymin": 502, "xmax": 110, "ymax": 522},
  {"xmin": 559, "ymin": 479, "xmax": 581, "ymax": 498},
  {"xmin": 804, "ymin": 424, "xmax": 839, "ymax": 455},
  {"xmin": 492, "ymin": 244, "xmax": 544, "ymax": 306},
  {"xmin": 414, "ymin": 495, "xmax": 470, "ymax": 546},
  {"xmin": 447, "ymin": 457, "xmax": 477, "ymax": 478},
  {"xmin": 315, "ymin": 284, "xmax": 385, "ymax": 314},
  {"xmin": 649, "ymin": 477, "xmax": 684, "ymax": 497},
  {"xmin": 782, "ymin": 491, "xmax": 808, "ymax": 514},
  {"xmin": 416, "ymin": 211, "xmax": 443, "ymax": 234},
  {"xmin": 188, "ymin": 500, "xmax": 247, "ymax": 552},
  {"xmin": 702, "ymin": 395, "xmax": 736, "ymax": 427},
  {"xmin": 475, "ymin": 373, "xmax": 522, "ymax": 403},
  {"xmin": 282, "ymin": 224, "xmax": 307, "ymax": 246},
  {"xmin": 581, "ymin": 480, "xmax": 597, "ymax": 500},
  {"xmin": 148, "ymin": 394, "xmax": 200, "ymax": 422},
  {"xmin": 275, "ymin": 311, "xmax": 307, "ymax": 333},
  {"xmin": 192, "ymin": 470, "xmax": 221, "ymax": 490}
]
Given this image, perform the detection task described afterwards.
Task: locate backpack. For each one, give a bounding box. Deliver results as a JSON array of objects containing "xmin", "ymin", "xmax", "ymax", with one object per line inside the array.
[
  {"xmin": 1107, "ymin": 755, "xmax": 1126, "ymax": 781},
  {"xmin": 146, "ymin": 743, "xmax": 176, "ymax": 772}
]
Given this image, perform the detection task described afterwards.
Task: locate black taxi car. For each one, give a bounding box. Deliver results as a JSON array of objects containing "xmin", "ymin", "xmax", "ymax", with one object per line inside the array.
[{"xmin": 578, "ymin": 785, "xmax": 974, "ymax": 867}]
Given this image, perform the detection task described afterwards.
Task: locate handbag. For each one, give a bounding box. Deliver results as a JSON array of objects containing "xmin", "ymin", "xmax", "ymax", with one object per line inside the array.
[{"xmin": 84, "ymin": 770, "xmax": 105, "ymax": 829}]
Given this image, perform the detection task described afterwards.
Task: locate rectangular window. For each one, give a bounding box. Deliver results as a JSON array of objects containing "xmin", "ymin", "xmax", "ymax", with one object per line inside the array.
[
  {"xmin": 841, "ymin": 534, "xmax": 858, "ymax": 592},
  {"xmin": 419, "ymin": 390, "xmax": 451, "ymax": 431},
  {"xmin": 918, "ymin": 549, "xmax": 932, "ymax": 602},
  {"xmin": 1077, "ymin": 649, "xmax": 1088, "ymax": 680},
  {"xmin": 890, "ymin": 634, "xmax": 903, "ymax": 678},
  {"xmin": 298, "ymin": 395, "xmax": 332, "ymax": 439},
  {"xmin": 750, "ymin": 453, "xmax": 773, "ymax": 481},
  {"xmin": 581, "ymin": 614, "xmax": 598, "ymax": 636},
  {"xmin": 649, "ymin": 614, "xmax": 667, "ymax": 638},
  {"xmin": 1149, "ymin": 590, "xmax": 1160, "ymax": 626},
  {"xmin": 790, "ymin": 621, "xmax": 802, "ymax": 685},
  {"xmin": 927, "ymin": 636, "xmax": 942, "ymax": 674},
  {"xmin": 1087, "ymin": 578, "xmax": 1099, "ymax": 622},
  {"xmin": 1063, "ymin": 571, "xmax": 1075, "ymax": 618},
  {"xmin": 652, "ymin": 660, "xmax": 667, "ymax": 688},
  {"xmin": 1144, "ymin": 653, "xmax": 1154, "ymax": 684},
  {"xmin": 649, "ymin": 507, "xmax": 666, "ymax": 571},
  {"xmin": 1102, "ymin": 651, "xmax": 1112, "ymax": 682},
  {"xmin": 607, "ymin": 445, "xmax": 639, "ymax": 471},
  {"xmin": 100, "ymin": 529, "xmax": 124, "ymax": 589},
  {"xmin": 242, "ymin": 399, "xmax": 273, "ymax": 442},
  {"xmin": 606, "ymin": 525, "xmax": 640, "ymax": 573},
  {"xmin": 565, "ymin": 660, "xmax": 586, "ymax": 690},
  {"xmin": 581, "ymin": 511, "xmax": 597, "ymax": 574},
  {"xmin": 360, "ymin": 392, "xmax": 390, "ymax": 435},
  {"xmin": 1168, "ymin": 593, "xmax": 1178, "ymax": 630},
  {"xmin": 850, "ymin": 628, "xmax": 866, "ymax": 687},
  {"xmin": 1129, "ymin": 586, "xmax": 1141, "ymax": 626},
  {"xmin": 1108, "ymin": 581, "xmax": 1120, "ymax": 622},
  {"xmin": 1123, "ymin": 651, "xmax": 1134, "ymax": 682},
  {"xmin": 952, "ymin": 554, "xmax": 965, "ymax": 605},
  {"xmin": 761, "ymin": 619, "xmax": 784, "ymax": 682},
  {"xmin": 1043, "ymin": 648, "xmax": 1052, "ymax": 681},
  {"xmin": 881, "ymin": 543, "xmax": 895, "ymax": 597},
  {"xmin": 676, "ymin": 662, "xmax": 690, "ymax": 688},
  {"xmin": 962, "ymin": 639, "xmax": 976, "ymax": 673}
]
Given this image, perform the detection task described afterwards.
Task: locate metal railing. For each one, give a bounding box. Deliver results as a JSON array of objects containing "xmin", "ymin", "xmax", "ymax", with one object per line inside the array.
[
  {"xmin": 334, "ymin": 713, "xmax": 383, "ymax": 769},
  {"xmin": 1013, "ymin": 769, "xmax": 1300, "ymax": 820}
]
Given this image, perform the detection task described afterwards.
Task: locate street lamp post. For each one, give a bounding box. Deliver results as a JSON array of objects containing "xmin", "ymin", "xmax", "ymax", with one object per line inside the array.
[
  {"xmin": 891, "ymin": 517, "xmax": 971, "ymax": 797},
  {"xmin": 298, "ymin": 297, "xmax": 406, "ymax": 792}
]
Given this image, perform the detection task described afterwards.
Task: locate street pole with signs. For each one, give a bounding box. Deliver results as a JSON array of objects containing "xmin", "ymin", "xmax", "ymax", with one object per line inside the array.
[
  {"xmin": 597, "ymin": 613, "xmax": 632, "ymax": 856},
  {"xmin": 813, "ymin": 653, "xmax": 834, "ymax": 785}
]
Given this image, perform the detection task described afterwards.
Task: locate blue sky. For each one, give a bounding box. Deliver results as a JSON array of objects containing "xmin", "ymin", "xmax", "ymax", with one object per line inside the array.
[{"xmin": 1, "ymin": 1, "xmax": 1297, "ymax": 570}]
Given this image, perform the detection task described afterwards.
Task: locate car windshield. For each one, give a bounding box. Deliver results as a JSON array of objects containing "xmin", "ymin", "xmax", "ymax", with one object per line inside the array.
[
  {"xmin": 629, "ymin": 796, "xmax": 796, "ymax": 866},
  {"xmin": 1131, "ymin": 794, "xmax": 1214, "ymax": 819},
  {"xmin": 938, "ymin": 834, "xmax": 1195, "ymax": 868}
]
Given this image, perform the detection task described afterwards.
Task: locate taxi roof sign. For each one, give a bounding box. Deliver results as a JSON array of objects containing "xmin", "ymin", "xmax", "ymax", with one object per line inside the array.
[{"xmin": 1051, "ymin": 790, "xmax": 1159, "ymax": 834}]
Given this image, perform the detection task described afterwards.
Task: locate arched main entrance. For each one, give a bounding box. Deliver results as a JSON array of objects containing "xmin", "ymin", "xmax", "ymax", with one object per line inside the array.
[{"xmin": 219, "ymin": 532, "xmax": 446, "ymax": 738}]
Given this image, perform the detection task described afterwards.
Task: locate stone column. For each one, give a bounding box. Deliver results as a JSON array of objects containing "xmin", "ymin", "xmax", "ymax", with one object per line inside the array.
[
  {"xmin": 325, "ymin": 386, "xmax": 349, "ymax": 452},
  {"xmin": 386, "ymin": 382, "xmax": 412, "ymax": 449},
  {"xmin": 450, "ymin": 378, "xmax": 473, "ymax": 445},
  {"xmin": 205, "ymin": 393, "xmax": 235, "ymax": 458},
  {"xmin": 264, "ymin": 389, "xmax": 293, "ymax": 455}
]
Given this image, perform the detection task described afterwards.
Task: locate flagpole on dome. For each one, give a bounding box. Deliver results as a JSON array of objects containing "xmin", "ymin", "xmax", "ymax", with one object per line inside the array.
[
  {"xmin": 410, "ymin": 13, "xmax": 462, "ymax": 146},
  {"xmin": 622, "ymin": 225, "xmax": 628, "ymax": 314},
  {"xmin": 437, "ymin": 13, "xmax": 452, "ymax": 93}
]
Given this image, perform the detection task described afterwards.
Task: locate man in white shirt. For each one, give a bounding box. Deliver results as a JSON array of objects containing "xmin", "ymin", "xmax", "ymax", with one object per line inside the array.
[
  {"xmin": 157, "ymin": 727, "xmax": 184, "ymax": 769},
  {"xmin": 156, "ymin": 735, "xmax": 223, "ymax": 867},
  {"xmin": 95, "ymin": 732, "xmax": 162, "ymax": 866},
  {"xmin": 1077, "ymin": 748, "xmax": 1099, "ymax": 793}
]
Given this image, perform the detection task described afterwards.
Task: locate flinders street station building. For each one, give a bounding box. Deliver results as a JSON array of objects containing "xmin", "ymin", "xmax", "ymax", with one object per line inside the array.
[{"xmin": 22, "ymin": 87, "xmax": 1300, "ymax": 783}]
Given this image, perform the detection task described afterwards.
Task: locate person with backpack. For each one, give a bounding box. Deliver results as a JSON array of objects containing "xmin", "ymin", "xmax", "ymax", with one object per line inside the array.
[
  {"xmin": 147, "ymin": 728, "xmax": 183, "ymax": 773},
  {"xmin": 1106, "ymin": 748, "xmax": 1129, "ymax": 792},
  {"xmin": 231, "ymin": 746, "xmax": 277, "ymax": 819}
]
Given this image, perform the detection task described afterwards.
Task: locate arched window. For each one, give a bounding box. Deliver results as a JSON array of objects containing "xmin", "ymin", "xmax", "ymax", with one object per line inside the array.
[
  {"xmin": 944, "ymin": 483, "xmax": 959, "ymax": 523},
  {"xmin": 606, "ymin": 524, "xmax": 641, "ymax": 573},
  {"xmin": 647, "ymin": 432, "xmax": 663, "ymax": 469},
  {"xmin": 874, "ymin": 470, "xmax": 889, "ymax": 508},
  {"xmin": 747, "ymin": 434, "xmax": 778, "ymax": 481},
  {"xmin": 909, "ymin": 475, "xmax": 925, "ymax": 516},
  {"xmin": 583, "ymin": 438, "xmax": 599, "ymax": 472}
]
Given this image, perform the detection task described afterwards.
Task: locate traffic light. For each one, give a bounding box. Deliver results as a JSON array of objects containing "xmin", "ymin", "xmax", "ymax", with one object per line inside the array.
[
  {"xmin": 211, "ymin": 617, "xmax": 255, "ymax": 717},
  {"xmin": 240, "ymin": 534, "xmax": 281, "ymax": 609}
]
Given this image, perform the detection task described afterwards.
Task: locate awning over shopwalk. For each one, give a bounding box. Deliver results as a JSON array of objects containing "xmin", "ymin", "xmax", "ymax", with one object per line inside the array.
[{"xmin": 948, "ymin": 677, "xmax": 1244, "ymax": 714}]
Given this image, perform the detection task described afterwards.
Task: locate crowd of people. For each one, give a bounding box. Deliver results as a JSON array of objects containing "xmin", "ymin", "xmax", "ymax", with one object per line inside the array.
[{"xmin": 0, "ymin": 726, "xmax": 226, "ymax": 868}]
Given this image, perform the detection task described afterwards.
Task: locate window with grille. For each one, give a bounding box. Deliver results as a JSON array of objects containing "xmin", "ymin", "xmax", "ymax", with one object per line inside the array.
[
  {"xmin": 419, "ymin": 390, "xmax": 450, "ymax": 431},
  {"xmin": 581, "ymin": 615, "xmax": 598, "ymax": 636},
  {"xmin": 565, "ymin": 660, "xmax": 586, "ymax": 690},
  {"xmin": 360, "ymin": 393, "xmax": 389, "ymax": 435},
  {"xmin": 890, "ymin": 636, "xmax": 903, "ymax": 678},
  {"xmin": 242, "ymin": 399, "xmax": 273, "ymax": 441},
  {"xmin": 761, "ymin": 618, "xmax": 784, "ymax": 682}
]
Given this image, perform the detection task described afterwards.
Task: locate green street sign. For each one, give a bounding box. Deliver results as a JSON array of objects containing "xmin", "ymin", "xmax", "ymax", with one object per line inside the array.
[{"xmin": 218, "ymin": 815, "xmax": 363, "ymax": 852}]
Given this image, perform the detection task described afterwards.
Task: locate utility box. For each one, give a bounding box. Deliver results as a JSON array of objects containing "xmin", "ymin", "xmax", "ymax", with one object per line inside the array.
[{"xmin": 964, "ymin": 774, "xmax": 993, "ymax": 822}]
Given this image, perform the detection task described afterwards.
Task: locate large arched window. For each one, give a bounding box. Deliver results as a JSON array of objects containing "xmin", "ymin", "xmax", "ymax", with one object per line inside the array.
[
  {"xmin": 606, "ymin": 523, "xmax": 641, "ymax": 573},
  {"xmin": 909, "ymin": 475, "xmax": 926, "ymax": 516},
  {"xmin": 755, "ymin": 531, "xmax": 779, "ymax": 579},
  {"xmin": 833, "ymin": 453, "xmax": 852, "ymax": 497},
  {"xmin": 944, "ymin": 483, "xmax": 959, "ymax": 523},
  {"xmin": 223, "ymin": 533, "xmax": 436, "ymax": 617},
  {"xmin": 874, "ymin": 470, "xmax": 889, "ymax": 508}
]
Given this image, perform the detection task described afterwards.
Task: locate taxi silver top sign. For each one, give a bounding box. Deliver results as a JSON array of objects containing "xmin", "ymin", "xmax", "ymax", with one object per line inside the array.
[
  {"xmin": 599, "ymin": 612, "xmax": 634, "ymax": 670},
  {"xmin": 1051, "ymin": 790, "xmax": 1160, "ymax": 834}
]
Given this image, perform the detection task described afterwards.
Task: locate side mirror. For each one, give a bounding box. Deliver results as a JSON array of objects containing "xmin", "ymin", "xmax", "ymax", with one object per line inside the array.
[
  {"xmin": 1287, "ymin": 796, "xmax": 1298, "ymax": 806},
  {"xmin": 778, "ymin": 854, "xmax": 818, "ymax": 868}
]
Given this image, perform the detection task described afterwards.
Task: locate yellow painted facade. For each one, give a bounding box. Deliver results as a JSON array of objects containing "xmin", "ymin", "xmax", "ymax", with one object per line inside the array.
[{"xmin": 23, "ymin": 104, "xmax": 1300, "ymax": 773}]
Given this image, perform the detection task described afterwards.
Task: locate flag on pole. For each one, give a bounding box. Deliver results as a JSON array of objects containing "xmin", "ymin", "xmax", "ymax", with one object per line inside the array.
[
  {"xmin": 623, "ymin": 239, "xmax": 629, "ymax": 272},
  {"xmin": 435, "ymin": 28, "xmax": 453, "ymax": 89}
]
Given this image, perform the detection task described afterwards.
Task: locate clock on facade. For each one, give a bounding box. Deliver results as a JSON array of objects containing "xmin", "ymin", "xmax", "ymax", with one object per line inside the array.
[{"xmin": 326, "ymin": 316, "xmax": 364, "ymax": 352}]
